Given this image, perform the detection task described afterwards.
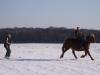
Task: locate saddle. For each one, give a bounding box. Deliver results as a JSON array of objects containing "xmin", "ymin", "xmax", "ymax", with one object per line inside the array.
[{"xmin": 76, "ymin": 37, "xmax": 85, "ymax": 49}]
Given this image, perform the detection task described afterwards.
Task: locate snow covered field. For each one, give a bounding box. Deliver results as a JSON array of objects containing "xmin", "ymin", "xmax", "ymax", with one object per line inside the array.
[{"xmin": 0, "ymin": 43, "xmax": 100, "ymax": 75}]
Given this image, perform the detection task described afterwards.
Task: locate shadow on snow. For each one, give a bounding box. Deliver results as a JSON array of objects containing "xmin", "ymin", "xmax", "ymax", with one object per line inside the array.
[{"xmin": 10, "ymin": 58, "xmax": 76, "ymax": 62}]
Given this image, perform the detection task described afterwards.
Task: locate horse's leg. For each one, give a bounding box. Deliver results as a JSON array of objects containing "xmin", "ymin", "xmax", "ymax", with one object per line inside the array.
[
  {"xmin": 60, "ymin": 50, "xmax": 65, "ymax": 58},
  {"xmin": 81, "ymin": 51, "xmax": 87, "ymax": 58},
  {"xmin": 72, "ymin": 49, "xmax": 77, "ymax": 59},
  {"xmin": 87, "ymin": 49, "xmax": 94, "ymax": 60},
  {"xmin": 60, "ymin": 46, "xmax": 69, "ymax": 58}
]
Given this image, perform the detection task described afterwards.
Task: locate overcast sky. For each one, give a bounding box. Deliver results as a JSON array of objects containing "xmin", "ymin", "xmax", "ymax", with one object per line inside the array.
[{"xmin": 0, "ymin": 0, "xmax": 100, "ymax": 29}]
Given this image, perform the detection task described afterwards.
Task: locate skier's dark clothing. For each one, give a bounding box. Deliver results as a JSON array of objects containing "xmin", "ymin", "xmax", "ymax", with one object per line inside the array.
[{"xmin": 4, "ymin": 34, "xmax": 11, "ymax": 58}]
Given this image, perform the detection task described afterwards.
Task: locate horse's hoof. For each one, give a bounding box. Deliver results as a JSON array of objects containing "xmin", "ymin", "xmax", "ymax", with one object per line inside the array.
[
  {"xmin": 81, "ymin": 55, "xmax": 85, "ymax": 58},
  {"xmin": 75, "ymin": 57, "xmax": 78, "ymax": 59},
  {"xmin": 60, "ymin": 54, "xmax": 63, "ymax": 59},
  {"xmin": 60, "ymin": 56, "xmax": 62, "ymax": 59},
  {"xmin": 91, "ymin": 58, "xmax": 94, "ymax": 61}
]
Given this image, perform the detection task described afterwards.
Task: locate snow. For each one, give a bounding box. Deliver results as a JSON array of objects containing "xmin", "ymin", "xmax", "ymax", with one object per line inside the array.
[{"xmin": 0, "ymin": 43, "xmax": 100, "ymax": 75}]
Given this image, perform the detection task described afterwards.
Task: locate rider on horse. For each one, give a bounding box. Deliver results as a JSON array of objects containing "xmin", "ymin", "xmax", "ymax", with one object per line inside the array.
[{"xmin": 74, "ymin": 27, "xmax": 85, "ymax": 48}]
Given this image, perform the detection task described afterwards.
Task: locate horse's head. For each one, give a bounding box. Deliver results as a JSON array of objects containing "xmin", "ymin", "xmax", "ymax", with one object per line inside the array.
[{"xmin": 86, "ymin": 33, "xmax": 96, "ymax": 43}]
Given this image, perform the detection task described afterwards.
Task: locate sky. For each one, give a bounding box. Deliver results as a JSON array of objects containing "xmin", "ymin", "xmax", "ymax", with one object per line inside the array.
[{"xmin": 0, "ymin": 0, "xmax": 100, "ymax": 29}]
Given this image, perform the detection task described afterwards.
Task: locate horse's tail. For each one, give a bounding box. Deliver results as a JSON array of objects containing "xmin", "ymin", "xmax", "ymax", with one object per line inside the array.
[
  {"xmin": 60, "ymin": 43, "xmax": 66, "ymax": 58},
  {"xmin": 62, "ymin": 39, "xmax": 68, "ymax": 52},
  {"xmin": 62, "ymin": 38, "xmax": 70, "ymax": 52},
  {"xmin": 62, "ymin": 44, "xmax": 65, "ymax": 52}
]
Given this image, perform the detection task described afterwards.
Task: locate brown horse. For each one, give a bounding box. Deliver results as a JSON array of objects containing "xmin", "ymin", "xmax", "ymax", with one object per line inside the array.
[{"xmin": 60, "ymin": 33, "xmax": 96, "ymax": 60}]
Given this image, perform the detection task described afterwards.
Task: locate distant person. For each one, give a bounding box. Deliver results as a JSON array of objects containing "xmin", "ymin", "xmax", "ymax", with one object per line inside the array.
[
  {"xmin": 74, "ymin": 27, "xmax": 81, "ymax": 38},
  {"xmin": 74, "ymin": 27, "xmax": 85, "ymax": 39},
  {"xmin": 4, "ymin": 34, "xmax": 12, "ymax": 59},
  {"xmin": 74, "ymin": 27, "xmax": 85, "ymax": 48}
]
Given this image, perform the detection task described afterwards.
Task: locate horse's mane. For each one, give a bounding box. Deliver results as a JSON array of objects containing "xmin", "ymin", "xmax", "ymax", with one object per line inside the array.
[{"xmin": 86, "ymin": 33, "xmax": 96, "ymax": 43}]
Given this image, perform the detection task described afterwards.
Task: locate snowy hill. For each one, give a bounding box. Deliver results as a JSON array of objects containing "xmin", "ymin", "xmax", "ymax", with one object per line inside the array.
[{"xmin": 0, "ymin": 43, "xmax": 100, "ymax": 75}]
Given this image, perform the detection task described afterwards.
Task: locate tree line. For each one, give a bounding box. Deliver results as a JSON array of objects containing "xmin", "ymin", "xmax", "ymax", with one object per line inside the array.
[{"xmin": 0, "ymin": 27, "xmax": 100, "ymax": 43}]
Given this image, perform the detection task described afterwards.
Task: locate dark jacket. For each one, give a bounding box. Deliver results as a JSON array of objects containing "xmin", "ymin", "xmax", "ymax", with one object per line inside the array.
[{"xmin": 4, "ymin": 36, "xmax": 11, "ymax": 47}]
